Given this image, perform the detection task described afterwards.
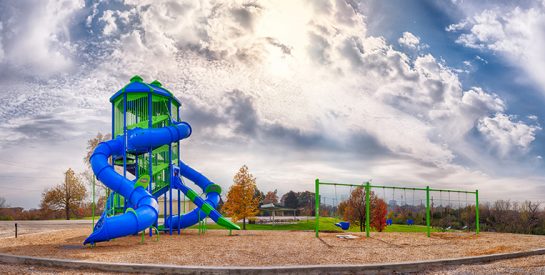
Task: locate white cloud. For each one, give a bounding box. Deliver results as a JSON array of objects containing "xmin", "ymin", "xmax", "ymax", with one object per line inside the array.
[
  {"xmin": 447, "ymin": 4, "xmax": 545, "ymax": 95},
  {"xmin": 398, "ymin": 31, "xmax": 420, "ymax": 48},
  {"xmin": 100, "ymin": 10, "xmax": 118, "ymax": 36},
  {"xmin": 0, "ymin": 0, "xmax": 84, "ymax": 78},
  {"xmin": 477, "ymin": 113, "xmax": 541, "ymax": 157},
  {"xmin": 0, "ymin": 0, "xmax": 543, "ymax": 207},
  {"xmin": 90, "ymin": 1, "xmax": 540, "ymax": 165},
  {"xmin": 461, "ymin": 87, "xmax": 505, "ymax": 114},
  {"xmin": 445, "ymin": 21, "xmax": 466, "ymax": 32},
  {"xmin": 475, "ymin": 55, "xmax": 487, "ymax": 64}
]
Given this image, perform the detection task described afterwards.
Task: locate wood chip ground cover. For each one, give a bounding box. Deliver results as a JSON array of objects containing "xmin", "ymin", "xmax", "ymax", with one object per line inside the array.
[{"xmin": 0, "ymin": 228, "xmax": 544, "ymax": 267}]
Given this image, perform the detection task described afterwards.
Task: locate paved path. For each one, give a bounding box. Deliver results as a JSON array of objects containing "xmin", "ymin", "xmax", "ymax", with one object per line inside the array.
[{"xmin": 0, "ymin": 220, "xmax": 92, "ymax": 238}]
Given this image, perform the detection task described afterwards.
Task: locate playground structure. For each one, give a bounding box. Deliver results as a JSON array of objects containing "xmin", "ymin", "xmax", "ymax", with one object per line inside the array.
[
  {"xmin": 314, "ymin": 179, "xmax": 480, "ymax": 237},
  {"xmin": 84, "ymin": 76, "xmax": 239, "ymax": 245}
]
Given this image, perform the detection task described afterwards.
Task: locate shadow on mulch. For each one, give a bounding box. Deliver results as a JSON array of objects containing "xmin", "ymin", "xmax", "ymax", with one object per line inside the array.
[{"xmin": 431, "ymin": 232, "xmax": 477, "ymax": 240}]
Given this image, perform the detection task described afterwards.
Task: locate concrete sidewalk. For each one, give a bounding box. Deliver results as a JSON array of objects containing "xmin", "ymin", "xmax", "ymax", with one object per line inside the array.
[{"xmin": 1, "ymin": 248, "xmax": 544, "ymax": 274}]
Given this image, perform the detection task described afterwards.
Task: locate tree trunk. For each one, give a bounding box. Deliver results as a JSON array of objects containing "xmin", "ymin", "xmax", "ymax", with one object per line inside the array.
[
  {"xmin": 360, "ymin": 217, "xmax": 363, "ymax": 232},
  {"xmin": 65, "ymin": 172, "xmax": 70, "ymax": 220},
  {"xmin": 65, "ymin": 204, "xmax": 70, "ymax": 220},
  {"xmin": 243, "ymin": 217, "xmax": 246, "ymax": 230}
]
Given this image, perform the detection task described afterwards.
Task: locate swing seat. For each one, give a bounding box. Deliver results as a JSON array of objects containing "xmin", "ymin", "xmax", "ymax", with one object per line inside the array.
[{"xmin": 335, "ymin": 221, "xmax": 350, "ymax": 230}]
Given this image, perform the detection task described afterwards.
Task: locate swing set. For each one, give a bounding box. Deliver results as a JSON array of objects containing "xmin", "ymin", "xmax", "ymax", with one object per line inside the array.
[{"xmin": 314, "ymin": 179, "xmax": 480, "ymax": 238}]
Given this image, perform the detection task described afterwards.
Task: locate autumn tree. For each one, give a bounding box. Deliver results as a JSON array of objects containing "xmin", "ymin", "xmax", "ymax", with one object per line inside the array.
[
  {"xmin": 337, "ymin": 200, "xmax": 348, "ymax": 217},
  {"xmin": 297, "ymin": 191, "xmax": 315, "ymax": 215},
  {"xmin": 223, "ymin": 165, "xmax": 260, "ymax": 230},
  {"xmin": 371, "ymin": 197, "xmax": 388, "ymax": 232},
  {"xmin": 342, "ymin": 187, "xmax": 366, "ymax": 232},
  {"xmin": 41, "ymin": 168, "xmax": 87, "ymax": 220},
  {"xmin": 342, "ymin": 187, "xmax": 387, "ymax": 232},
  {"xmin": 254, "ymin": 186, "xmax": 265, "ymax": 206},
  {"xmin": 263, "ymin": 190, "xmax": 279, "ymax": 204}
]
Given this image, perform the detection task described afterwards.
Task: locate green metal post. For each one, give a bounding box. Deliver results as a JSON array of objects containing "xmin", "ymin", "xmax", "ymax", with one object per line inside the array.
[
  {"xmin": 475, "ymin": 189, "xmax": 480, "ymax": 235},
  {"xmin": 365, "ymin": 181, "xmax": 370, "ymax": 238},
  {"xmin": 426, "ymin": 186, "xmax": 430, "ymax": 237},
  {"xmin": 141, "ymin": 230, "xmax": 145, "ymax": 244},
  {"xmin": 198, "ymin": 210, "xmax": 201, "ymax": 235},
  {"xmin": 182, "ymin": 194, "xmax": 186, "ymax": 233},
  {"xmin": 315, "ymin": 179, "xmax": 319, "ymax": 238}
]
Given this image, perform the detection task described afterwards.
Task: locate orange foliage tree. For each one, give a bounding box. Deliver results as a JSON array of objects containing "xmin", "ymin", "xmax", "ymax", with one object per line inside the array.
[
  {"xmin": 337, "ymin": 200, "xmax": 348, "ymax": 218},
  {"xmin": 40, "ymin": 168, "xmax": 87, "ymax": 220},
  {"xmin": 371, "ymin": 196, "xmax": 388, "ymax": 232},
  {"xmin": 263, "ymin": 190, "xmax": 278, "ymax": 204},
  {"xmin": 342, "ymin": 187, "xmax": 366, "ymax": 231},
  {"xmin": 223, "ymin": 165, "xmax": 261, "ymax": 229},
  {"xmin": 342, "ymin": 187, "xmax": 388, "ymax": 232}
]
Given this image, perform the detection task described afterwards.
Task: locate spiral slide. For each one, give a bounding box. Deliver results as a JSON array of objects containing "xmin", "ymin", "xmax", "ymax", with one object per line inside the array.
[
  {"xmin": 165, "ymin": 162, "xmax": 240, "ymax": 230},
  {"xmin": 84, "ymin": 123, "xmax": 192, "ymax": 245}
]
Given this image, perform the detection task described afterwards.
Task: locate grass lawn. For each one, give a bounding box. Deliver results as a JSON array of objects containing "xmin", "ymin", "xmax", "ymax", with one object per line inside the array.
[
  {"xmin": 78, "ymin": 215, "xmax": 446, "ymax": 233},
  {"xmin": 188, "ymin": 217, "xmax": 442, "ymax": 233}
]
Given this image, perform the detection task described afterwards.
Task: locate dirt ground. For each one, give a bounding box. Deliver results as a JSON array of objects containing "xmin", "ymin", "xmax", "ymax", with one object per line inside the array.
[{"xmin": 0, "ymin": 227, "xmax": 544, "ymax": 267}]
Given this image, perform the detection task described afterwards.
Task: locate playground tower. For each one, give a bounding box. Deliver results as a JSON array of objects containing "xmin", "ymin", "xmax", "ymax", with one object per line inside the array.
[
  {"xmin": 108, "ymin": 75, "xmax": 181, "ymax": 220},
  {"xmin": 84, "ymin": 76, "xmax": 239, "ymax": 245}
]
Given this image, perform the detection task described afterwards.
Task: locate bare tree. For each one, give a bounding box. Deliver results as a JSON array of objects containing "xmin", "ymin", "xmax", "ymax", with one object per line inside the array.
[
  {"xmin": 0, "ymin": 197, "xmax": 8, "ymax": 208},
  {"xmin": 490, "ymin": 200, "xmax": 513, "ymax": 232},
  {"xmin": 84, "ymin": 132, "xmax": 111, "ymax": 167},
  {"xmin": 82, "ymin": 133, "xmax": 111, "ymax": 201},
  {"xmin": 520, "ymin": 201, "xmax": 541, "ymax": 234}
]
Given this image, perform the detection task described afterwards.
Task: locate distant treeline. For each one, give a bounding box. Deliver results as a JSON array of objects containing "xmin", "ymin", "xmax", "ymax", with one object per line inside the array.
[
  {"xmin": 3, "ymin": 186, "xmax": 544, "ymax": 236},
  {"xmin": 479, "ymin": 200, "xmax": 543, "ymax": 235},
  {"xmin": 0, "ymin": 200, "xmax": 103, "ymax": 221},
  {"xmin": 320, "ymin": 197, "xmax": 544, "ymax": 235}
]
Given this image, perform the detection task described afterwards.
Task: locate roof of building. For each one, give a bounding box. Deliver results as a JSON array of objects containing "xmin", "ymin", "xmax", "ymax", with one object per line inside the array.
[{"xmin": 260, "ymin": 203, "xmax": 297, "ymax": 211}]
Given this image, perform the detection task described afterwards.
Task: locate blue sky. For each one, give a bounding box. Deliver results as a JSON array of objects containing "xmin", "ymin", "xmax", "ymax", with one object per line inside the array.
[
  {"xmin": 1, "ymin": 0, "xmax": 545, "ymax": 208},
  {"xmin": 365, "ymin": 0, "xmax": 545, "ymax": 169}
]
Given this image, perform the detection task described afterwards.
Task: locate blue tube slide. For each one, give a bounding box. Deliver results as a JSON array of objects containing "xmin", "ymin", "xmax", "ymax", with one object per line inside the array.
[
  {"xmin": 166, "ymin": 162, "xmax": 219, "ymax": 228},
  {"xmin": 166, "ymin": 162, "xmax": 240, "ymax": 230},
  {"xmin": 83, "ymin": 123, "xmax": 191, "ymax": 245}
]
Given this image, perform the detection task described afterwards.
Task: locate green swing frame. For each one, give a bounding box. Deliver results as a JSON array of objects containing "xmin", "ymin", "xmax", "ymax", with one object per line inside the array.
[{"xmin": 314, "ymin": 179, "xmax": 479, "ymax": 238}]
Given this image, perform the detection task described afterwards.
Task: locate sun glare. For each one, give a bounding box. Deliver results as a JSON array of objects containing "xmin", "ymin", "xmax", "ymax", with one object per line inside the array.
[{"xmin": 253, "ymin": 1, "xmax": 314, "ymax": 76}]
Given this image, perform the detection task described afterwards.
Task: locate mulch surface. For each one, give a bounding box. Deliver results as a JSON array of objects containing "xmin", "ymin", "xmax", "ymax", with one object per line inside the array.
[{"xmin": 1, "ymin": 229, "xmax": 544, "ymax": 267}]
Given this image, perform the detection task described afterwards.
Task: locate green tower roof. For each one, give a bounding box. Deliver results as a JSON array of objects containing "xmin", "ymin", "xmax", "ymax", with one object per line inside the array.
[{"xmin": 109, "ymin": 75, "xmax": 180, "ymax": 106}]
